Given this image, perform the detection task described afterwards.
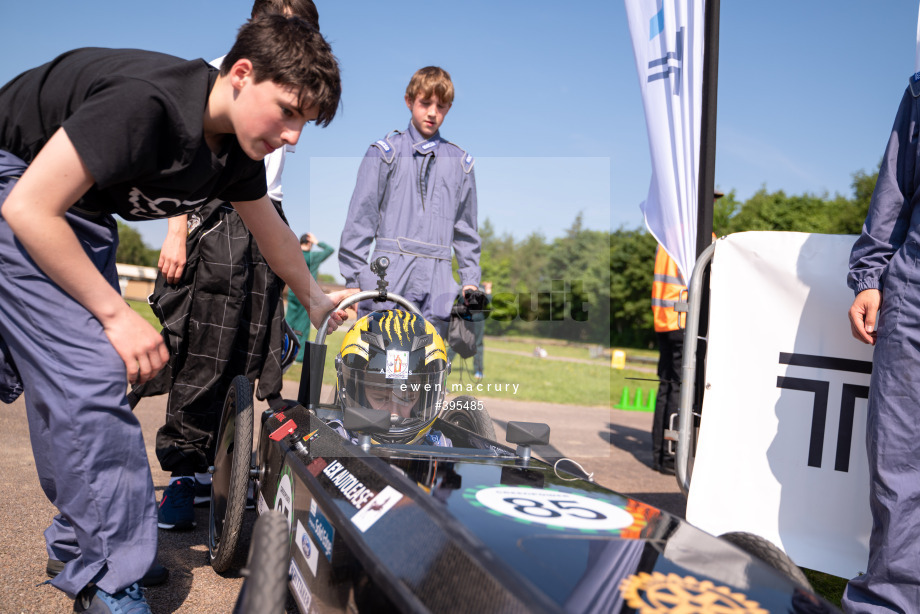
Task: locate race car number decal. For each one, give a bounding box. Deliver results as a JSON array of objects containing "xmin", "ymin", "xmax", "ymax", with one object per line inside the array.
[
  {"xmin": 274, "ymin": 466, "xmax": 294, "ymax": 530},
  {"xmin": 620, "ymin": 572, "xmax": 768, "ymax": 613},
  {"xmin": 470, "ymin": 486, "xmax": 635, "ymax": 531}
]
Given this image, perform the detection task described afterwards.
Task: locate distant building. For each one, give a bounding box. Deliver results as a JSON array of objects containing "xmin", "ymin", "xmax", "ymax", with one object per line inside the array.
[{"xmin": 116, "ymin": 263, "xmax": 157, "ymax": 301}]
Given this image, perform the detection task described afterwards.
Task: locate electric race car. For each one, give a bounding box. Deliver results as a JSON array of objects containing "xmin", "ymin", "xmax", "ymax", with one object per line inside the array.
[{"xmin": 210, "ymin": 258, "xmax": 841, "ymax": 614}]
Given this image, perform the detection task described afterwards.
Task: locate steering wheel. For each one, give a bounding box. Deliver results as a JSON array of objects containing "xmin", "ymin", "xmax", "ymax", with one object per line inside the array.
[{"xmin": 314, "ymin": 256, "xmax": 421, "ymax": 346}]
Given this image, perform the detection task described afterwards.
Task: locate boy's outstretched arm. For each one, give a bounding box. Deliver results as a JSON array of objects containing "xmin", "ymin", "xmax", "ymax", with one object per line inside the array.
[
  {"xmin": 232, "ymin": 197, "xmax": 349, "ymax": 332},
  {"xmin": 2, "ymin": 128, "xmax": 169, "ymax": 384}
]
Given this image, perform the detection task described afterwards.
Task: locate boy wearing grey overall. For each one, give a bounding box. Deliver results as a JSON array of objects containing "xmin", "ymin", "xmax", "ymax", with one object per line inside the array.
[{"xmin": 339, "ymin": 66, "xmax": 481, "ymax": 338}]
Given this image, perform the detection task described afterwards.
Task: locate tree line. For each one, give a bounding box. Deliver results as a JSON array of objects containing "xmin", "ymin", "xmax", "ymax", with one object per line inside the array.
[{"xmin": 116, "ymin": 167, "xmax": 878, "ymax": 349}]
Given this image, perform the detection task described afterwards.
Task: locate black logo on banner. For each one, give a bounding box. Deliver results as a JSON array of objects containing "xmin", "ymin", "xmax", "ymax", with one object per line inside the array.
[
  {"xmin": 647, "ymin": 8, "xmax": 684, "ymax": 95},
  {"xmin": 775, "ymin": 353, "xmax": 872, "ymax": 473}
]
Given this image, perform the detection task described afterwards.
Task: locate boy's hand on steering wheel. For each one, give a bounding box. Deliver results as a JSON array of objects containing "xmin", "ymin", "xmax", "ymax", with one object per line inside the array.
[{"xmin": 314, "ymin": 289, "xmax": 354, "ymax": 333}]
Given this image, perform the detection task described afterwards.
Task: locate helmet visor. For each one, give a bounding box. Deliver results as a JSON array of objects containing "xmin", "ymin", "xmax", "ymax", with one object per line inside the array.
[{"xmin": 340, "ymin": 365, "xmax": 447, "ymax": 433}]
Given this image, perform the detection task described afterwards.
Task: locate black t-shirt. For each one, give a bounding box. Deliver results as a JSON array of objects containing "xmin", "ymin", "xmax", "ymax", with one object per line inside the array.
[{"xmin": 0, "ymin": 48, "xmax": 266, "ymax": 220}]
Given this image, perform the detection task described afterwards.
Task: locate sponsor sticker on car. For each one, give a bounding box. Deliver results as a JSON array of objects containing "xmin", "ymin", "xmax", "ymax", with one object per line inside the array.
[
  {"xmin": 302, "ymin": 429, "xmax": 319, "ymax": 445},
  {"xmin": 308, "ymin": 498, "xmax": 335, "ymax": 562},
  {"xmin": 619, "ymin": 572, "xmax": 767, "ymax": 613},
  {"xmin": 257, "ymin": 491, "xmax": 269, "ymax": 516},
  {"xmin": 352, "ymin": 486, "xmax": 403, "ymax": 532},
  {"xmin": 322, "ymin": 460, "xmax": 376, "ymax": 509},
  {"xmin": 289, "ymin": 558, "xmax": 313, "ymax": 612},
  {"xmin": 295, "ymin": 519, "xmax": 319, "ymax": 576}
]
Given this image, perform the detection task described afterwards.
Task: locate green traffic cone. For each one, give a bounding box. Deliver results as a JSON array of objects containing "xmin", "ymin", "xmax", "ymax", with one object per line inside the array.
[
  {"xmin": 632, "ymin": 388, "xmax": 643, "ymax": 409},
  {"xmin": 617, "ymin": 386, "xmax": 630, "ymax": 409}
]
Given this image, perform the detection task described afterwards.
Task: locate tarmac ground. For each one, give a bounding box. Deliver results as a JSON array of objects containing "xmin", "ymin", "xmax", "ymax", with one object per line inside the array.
[{"xmin": 0, "ymin": 380, "xmax": 684, "ymax": 613}]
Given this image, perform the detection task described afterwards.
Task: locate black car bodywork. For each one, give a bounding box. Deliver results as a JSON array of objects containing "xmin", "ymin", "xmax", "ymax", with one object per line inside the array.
[
  {"xmin": 232, "ymin": 400, "xmax": 838, "ymax": 614},
  {"xmin": 212, "ymin": 260, "xmax": 839, "ymax": 613}
]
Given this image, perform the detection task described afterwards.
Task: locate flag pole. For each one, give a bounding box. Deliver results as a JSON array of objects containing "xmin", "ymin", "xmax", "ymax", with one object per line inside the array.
[
  {"xmin": 696, "ymin": 0, "xmax": 720, "ymax": 257},
  {"xmin": 683, "ymin": 0, "xmax": 720, "ymax": 491}
]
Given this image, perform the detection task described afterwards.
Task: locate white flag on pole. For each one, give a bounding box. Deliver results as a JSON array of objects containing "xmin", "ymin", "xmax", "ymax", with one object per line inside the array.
[
  {"xmin": 625, "ymin": 0, "xmax": 705, "ymax": 282},
  {"xmin": 915, "ymin": 0, "xmax": 920, "ymax": 71}
]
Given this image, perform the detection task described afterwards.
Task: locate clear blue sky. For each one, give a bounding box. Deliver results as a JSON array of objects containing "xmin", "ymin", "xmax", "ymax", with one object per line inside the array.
[{"xmin": 1, "ymin": 1, "xmax": 917, "ymax": 281}]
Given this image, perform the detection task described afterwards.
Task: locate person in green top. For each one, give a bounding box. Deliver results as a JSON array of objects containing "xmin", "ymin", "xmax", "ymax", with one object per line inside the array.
[{"xmin": 287, "ymin": 231, "xmax": 335, "ymax": 361}]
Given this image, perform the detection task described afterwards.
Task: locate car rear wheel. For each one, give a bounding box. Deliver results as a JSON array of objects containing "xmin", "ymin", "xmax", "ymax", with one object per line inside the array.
[
  {"xmin": 233, "ymin": 510, "xmax": 290, "ymax": 614},
  {"xmin": 719, "ymin": 531, "xmax": 812, "ymax": 590},
  {"xmin": 442, "ymin": 395, "xmax": 496, "ymax": 440},
  {"xmin": 209, "ymin": 375, "xmax": 254, "ymax": 573}
]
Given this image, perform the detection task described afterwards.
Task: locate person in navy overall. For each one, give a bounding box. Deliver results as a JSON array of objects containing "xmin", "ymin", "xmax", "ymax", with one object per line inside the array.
[
  {"xmin": 0, "ymin": 15, "xmax": 346, "ymax": 612},
  {"xmin": 339, "ymin": 66, "xmax": 481, "ymax": 339},
  {"xmin": 846, "ymin": 72, "xmax": 920, "ymax": 613}
]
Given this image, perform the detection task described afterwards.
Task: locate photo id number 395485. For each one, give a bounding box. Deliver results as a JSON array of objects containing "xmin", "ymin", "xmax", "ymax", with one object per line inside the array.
[{"xmin": 449, "ymin": 398, "xmax": 483, "ymax": 411}]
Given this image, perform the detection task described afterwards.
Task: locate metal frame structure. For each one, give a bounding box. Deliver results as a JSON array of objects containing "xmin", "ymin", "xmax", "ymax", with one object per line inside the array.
[{"xmin": 674, "ymin": 240, "xmax": 718, "ymax": 495}]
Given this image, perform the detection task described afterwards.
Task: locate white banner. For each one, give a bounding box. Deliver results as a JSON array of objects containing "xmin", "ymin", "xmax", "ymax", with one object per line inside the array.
[
  {"xmin": 686, "ymin": 231, "xmax": 873, "ymax": 579},
  {"xmin": 625, "ymin": 0, "xmax": 704, "ymax": 283}
]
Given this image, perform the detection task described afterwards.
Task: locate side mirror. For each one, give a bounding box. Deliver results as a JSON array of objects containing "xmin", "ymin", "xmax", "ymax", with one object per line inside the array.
[
  {"xmin": 506, "ymin": 421, "xmax": 551, "ymax": 446},
  {"xmin": 506, "ymin": 421, "xmax": 550, "ymax": 463}
]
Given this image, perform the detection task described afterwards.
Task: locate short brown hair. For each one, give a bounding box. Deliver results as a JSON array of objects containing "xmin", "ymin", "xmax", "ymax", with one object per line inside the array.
[
  {"xmin": 222, "ymin": 14, "xmax": 341, "ymax": 127},
  {"xmin": 250, "ymin": 0, "xmax": 319, "ymax": 29},
  {"xmin": 405, "ymin": 66, "xmax": 454, "ymax": 106}
]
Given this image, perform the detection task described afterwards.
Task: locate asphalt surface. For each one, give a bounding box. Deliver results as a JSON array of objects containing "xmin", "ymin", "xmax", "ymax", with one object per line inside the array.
[{"xmin": 0, "ymin": 380, "xmax": 684, "ymax": 613}]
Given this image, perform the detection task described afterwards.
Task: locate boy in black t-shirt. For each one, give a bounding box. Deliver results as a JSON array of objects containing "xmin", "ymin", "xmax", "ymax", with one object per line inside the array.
[
  {"xmin": 0, "ymin": 14, "xmax": 346, "ymax": 612},
  {"xmin": 127, "ymin": 0, "xmax": 325, "ymax": 539}
]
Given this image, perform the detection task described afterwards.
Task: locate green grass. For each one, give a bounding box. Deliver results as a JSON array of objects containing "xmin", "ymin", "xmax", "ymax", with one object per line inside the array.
[
  {"xmin": 284, "ymin": 328, "xmax": 348, "ymax": 388},
  {"xmin": 489, "ymin": 338, "xmax": 603, "ymax": 360},
  {"xmin": 285, "ymin": 325, "xmax": 656, "ymax": 408},
  {"xmin": 130, "ymin": 300, "xmax": 656, "ymax": 408},
  {"xmin": 127, "ymin": 299, "xmax": 160, "ymax": 329},
  {"xmin": 445, "ymin": 351, "xmax": 655, "ymax": 408},
  {"xmin": 490, "ymin": 336, "xmax": 658, "ymax": 363},
  {"xmin": 802, "ymin": 569, "xmax": 846, "ymax": 608}
]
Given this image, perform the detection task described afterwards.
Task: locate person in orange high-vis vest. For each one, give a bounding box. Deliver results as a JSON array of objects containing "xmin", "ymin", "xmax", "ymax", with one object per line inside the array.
[
  {"xmin": 652, "ymin": 248, "xmax": 686, "ymax": 333},
  {"xmin": 650, "ymin": 245, "xmax": 687, "ymax": 475},
  {"xmin": 649, "ymin": 199, "xmax": 720, "ymax": 475}
]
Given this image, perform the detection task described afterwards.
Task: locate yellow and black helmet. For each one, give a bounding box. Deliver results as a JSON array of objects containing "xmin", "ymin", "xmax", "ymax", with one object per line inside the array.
[{"xmin": 335, "ymin": 310, "xmax": 449, "ymax": 442}]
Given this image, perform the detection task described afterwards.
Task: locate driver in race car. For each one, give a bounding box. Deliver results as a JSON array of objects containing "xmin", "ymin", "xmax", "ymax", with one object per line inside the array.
[{"xmin": 332, "ymin": 309, "xmax": 452, "ymax": 446}]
